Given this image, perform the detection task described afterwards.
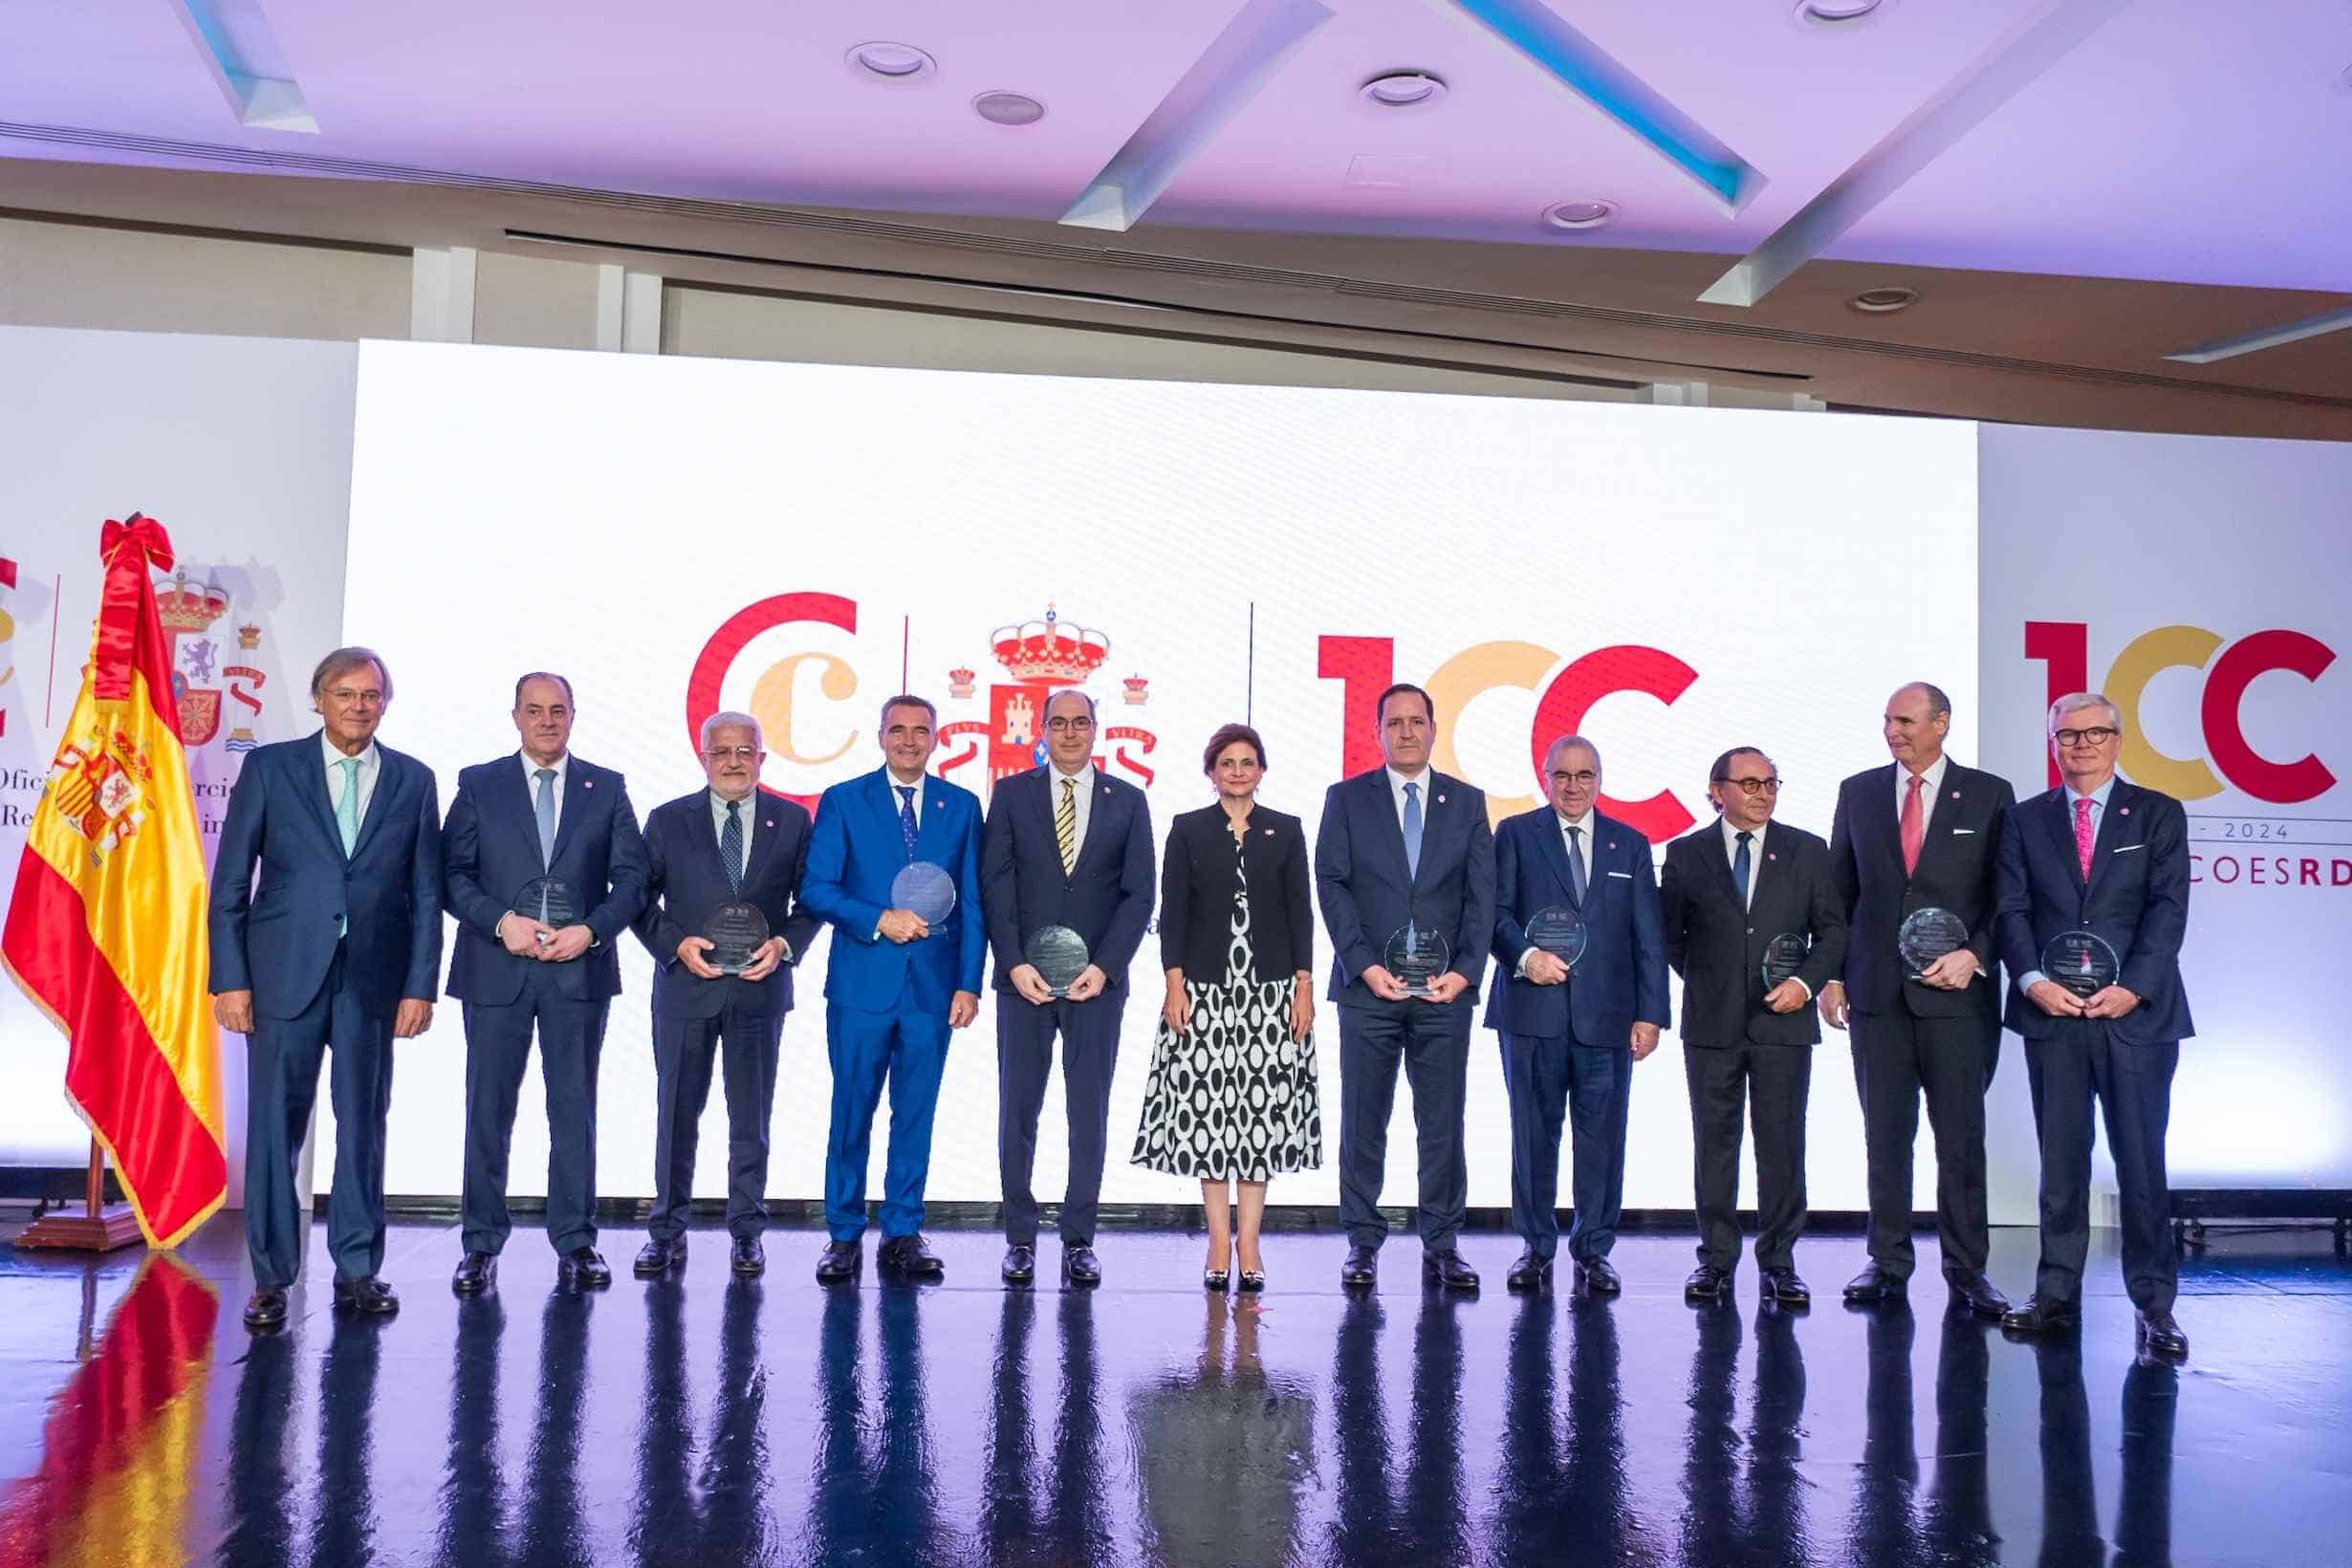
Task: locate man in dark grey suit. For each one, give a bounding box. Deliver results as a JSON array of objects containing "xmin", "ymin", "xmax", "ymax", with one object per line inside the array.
[
  {"xmin": 1315, "ymin": 683, "xmax": 1495, "ymax": 1292},
  {"xmin": 208, "ymin": 646, "xmax": 443, "ymax": 1330}
]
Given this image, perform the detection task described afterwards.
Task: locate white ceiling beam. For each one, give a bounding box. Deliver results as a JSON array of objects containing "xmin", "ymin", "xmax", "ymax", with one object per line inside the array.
[
  {"xmin": 2165, "ymin": 306, "xmax": 2352, "ymax": 365},
  {"xmin": 1700, "ymin": 0, "xmax": 2137, "ymax": 308}
]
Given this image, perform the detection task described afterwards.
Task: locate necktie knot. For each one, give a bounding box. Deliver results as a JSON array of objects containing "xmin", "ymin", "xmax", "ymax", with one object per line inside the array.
[
  {"xmin": 536, "ymin": 767, "xmax": 555, "ymax": 785},
  {"xmin": 1735, "ymin": 830, "xmax": 1753, "ymax": 846}
]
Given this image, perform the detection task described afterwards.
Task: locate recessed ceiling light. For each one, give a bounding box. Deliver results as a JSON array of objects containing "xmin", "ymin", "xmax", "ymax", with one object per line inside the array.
[
  {"xmin": 1793, "ymin": 0, "xmax": 1891, "ymax": 28},
  {"xmin": 972, "ymin": 91, "xmax": 1045, "ymax": 126},
  {"xmin": 846, "ymin": 41, "xmax": 936, "ymax": 83},
  {"xmin": 1848, "ymin": 285, "xmax": 1919, "ymax": 314},
  {"xmin": 1541, "ymin": 199, "xmax": 1618, "ymax": 231},
  {"xmin": 1361, "ymin": 71, "xmax": 1447, "ymax": 108}
]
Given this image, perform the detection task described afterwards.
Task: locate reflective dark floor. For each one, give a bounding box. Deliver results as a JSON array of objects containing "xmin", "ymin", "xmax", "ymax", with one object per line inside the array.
[{"xmin": 3, "ymin": 1217, "xmax": 2348, "ymax": 1567}]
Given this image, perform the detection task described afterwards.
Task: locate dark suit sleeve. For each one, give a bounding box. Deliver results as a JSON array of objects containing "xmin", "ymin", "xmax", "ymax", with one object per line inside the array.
[
  {"xmin": 403, "ymin": 770, "xmax": 444, "ymax": 1002},
  {"xmin": 1315, "ymin": 785, "xmax": 1375, "ymax": 981},
  {"xmin": 1967, "ymin": 776, "xmax": 2016, "ymax": 976},
  {"xmin": 956, "ymin": 801, "xmax": 987, "ymax": 994},
  {"xmin": 1798, "ymin": 838, "xmax": 1846, "ymax": 996},
  {"xmin": 206, "ymin": 752, "xmax": 267, "ymax": 995},
  {"xmin": 442, "ymin": 773, "xmax": 506, "ymax": 937},
  {"xmin": 1659, "ymin": 838, "xmax": 1689, "ymax": 980},
  {"xmin": 1827, "ymin": 779, "xmax": 1860, "ymax": 984},
  {"xmin": 1158, "ymin": 821, "xmax": 1191, "ymax": 975},
  {"xmin": 2121, "ymin": 795, "xmax": 2190, "ymax": 1003},
  {"xmin": 981, "ymin": 788, "xmax": 1022, "ymax": 977},
  {"xmin": 1099, "ymin": 795, "xmax": 1156, "ymax": 987},
  {"xmin": 583, "ymin": 779, "xmax": 649, "ymax": 945},
  {"xmin": 1493, "ymin": 818, "xmax": 1530, "ymax": 969},
  {"xmin": 1632, "ymin": 843, "xmax": 1669, "ymax": 1028},
  {"xmin": 1283, "ymin": 822, "xmax": 1313, "ymax": 978},
  {"xmin": 1450, "ymin": 797, "xmax": 1496, "ymax": 989},
  {"xmin": 631, "ymin": 809, "xmax": 688, "ymax": 968},
  {"xmin": 780, "ymin": 810, "xmax": 822, "ymax": 965},
  {"xmin": 800, "ymin": 794, "xmax": 879, "ymax": 942},
  {"xmin": 1994, "ymin": 805, "xmax": 2039, "ymax": 991}
]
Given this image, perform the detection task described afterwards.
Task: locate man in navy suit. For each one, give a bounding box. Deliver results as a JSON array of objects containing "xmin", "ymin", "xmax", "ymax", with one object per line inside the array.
[
  {"xmin": 628, "ymin": 710, "xmax": 822, "ymax": 1280},
  {"xmin": 1315, "ymin": 683, "xmax": 1495, "ymax": 1292},
  {"xmin": 443, "ymin": 672, "xmax": 648, "ymax": 1296},
  {"xmin": 1486, "ymin": 735, "xmax": 1669, "ymax": 1296},
  {"xmin": 1821, "ymin": 682, "xmax": 2015, "ymax": 1319},
  {"xmin": 1995, "ymin": 692, "xmax": 2193, "ymax": 1359},
  {"xmin": 982, "ymin": 688, "xmax": 1154, "ymax": 1288},
  {"xmin": 800, "ymin": 694, "xmax": 986, "ymax": 1284},
  {"xmin": 209, "ymin": 646, "xmax": 442, "ymax": 1330}
]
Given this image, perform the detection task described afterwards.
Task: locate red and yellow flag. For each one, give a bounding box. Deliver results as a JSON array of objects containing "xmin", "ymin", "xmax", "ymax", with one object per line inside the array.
[{"xmin": 1, "ymin": 515, "xmax": 226, "ymax": 1248}]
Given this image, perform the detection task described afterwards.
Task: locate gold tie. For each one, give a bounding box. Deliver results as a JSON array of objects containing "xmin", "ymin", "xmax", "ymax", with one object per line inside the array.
[{"xmin": 1056, "ymin": 775, "xmax": 1078, "ymax": 875}]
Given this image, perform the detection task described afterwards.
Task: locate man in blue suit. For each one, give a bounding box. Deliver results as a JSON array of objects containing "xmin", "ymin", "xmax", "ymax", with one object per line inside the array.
[
  {"xmin": 209, "ymin": 646, "xmax": 443, "ymax": 1330},
  {"xmin": 628, "ymin": 710, "xmax": 822, "ymax": 1280},
  {"xmin": 981, "ymin": 687, "xmax": 1155, "ymax": 1288},
  {"xmin": 801, "ymin": 694, "xmax": 986, "ymax": 1284},
  {"xmin": 443, "ymin": 672, "xmax": 648, "ymax": 1296},
  {"xmin": 1316, "ymin": 683, "xmax": 1495, "ymax": 1292},
  {"xmin": 1994, "ymin": 692, "xmax": 2193, "ymax": 1360},
  {"xmin": 1486, "ymin": 735, "xmax": 1669, "ymax": 1295}
]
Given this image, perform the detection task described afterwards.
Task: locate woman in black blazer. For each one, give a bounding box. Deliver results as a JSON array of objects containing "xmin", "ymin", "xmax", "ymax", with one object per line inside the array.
[{"xmin": 1132, "ymin": 723, "xmax": 1322, "ymax": 1291}]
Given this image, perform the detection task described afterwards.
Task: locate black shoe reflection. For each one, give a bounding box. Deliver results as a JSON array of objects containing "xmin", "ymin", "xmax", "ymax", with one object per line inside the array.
[
  {"xmin": 2034, "ymin": 1335, "xmax": 2104, "ymax": 1568},
  {"xmin": 2114, "ymin": 1359, "xmax": 2177, "ymax": 1568},
  {"xmin": 1927, "ymin": 1311, "xmax": 2001, "ymax": 1565},
  {"xmin": 517, "ymin": 1287, "xmax": 597, "ymax": 1568},
  {"xmin": 226, "ymin": 1316, "xmax": 300, "ymax": 1565},
  {"xmin": 1846, "ymin": 1299, "xmax": 1920, "ymax": 1564},
  {"xmin": 314, "ymin": 1314, "xmax": 386, "ymax": 1565}
]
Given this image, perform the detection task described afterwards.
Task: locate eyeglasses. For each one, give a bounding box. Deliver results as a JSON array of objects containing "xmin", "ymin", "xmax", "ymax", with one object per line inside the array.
[
  {"xmin": 1550, "ymin": 770, "xmax": 1599, "ymax": 788},
  {"xmin": 324, "ymin": 688, "xmax": 383, "ymax": 707},
  {"xmin": 2053, "ymin": 727, "xmax": 2118, "ymax": 749},
  {"xmin": 1714, "ymin": 775, "xmax": 1781, "ymax": 795},
  {"xmin": 703, "ymin": 747, "xmax": 759, "ymax": 763},
  {"xmin": 1045, "ymin": 716, "xmax": 1095, "ymax": 733}
]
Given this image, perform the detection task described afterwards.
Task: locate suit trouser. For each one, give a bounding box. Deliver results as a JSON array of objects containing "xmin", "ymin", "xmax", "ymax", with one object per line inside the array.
[
  {"xmin": 1337, "ymin": 999, "xmax": 1471, "ymax": 1252},
  {"xmin": 2024, "ymin": 1022, "xmax": 2178, "ymax": 1312},
  {"xmin": 1684, "ymin": 1039, "xmax": 1813, "ymax": 1271},
  {"xmin": 1849, "ymin": 1005, "xmax": 1997, "ymax": 1279},
  {"xmin": 243, "ymin": 945, "xmax": 394, "ymax": 1288},
  {"xmin": 1500, "ymin": 1031, "xmax": 1632, "ymax": 1261},
  {"xmin": 824, "ymin": 997, "xmax": 950, "ymax": 1240},
  {"xmin": 647, "ymin": 991, "xmax": 788, "ymax": 1241},
  {"xmin": 459, "ymin": 967, "xmax": 611, "ymax": 1255},
  {"xmin": 995, "ymin": 992, "xmax": 1122, "ymax": 1247}
]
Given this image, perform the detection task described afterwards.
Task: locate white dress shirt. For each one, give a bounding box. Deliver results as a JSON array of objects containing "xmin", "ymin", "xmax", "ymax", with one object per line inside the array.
[
  {"xmin": 886, "ymin": 770, "xmax": 926, "ymax": 828},
  {"xmin": 1896, "ymin": 752, "xmax": 1949, "ymax": 838},
  {"xmin": 321, "ymin": 730, "xmax": 381, "ymax": 827},
  {"xmin": 1047, "ymin": 763, "xmax": 1095, "ymax": 862},
  {"xmin": 520, "ymin": 751, "xmax": 570, "ymax": 823}
]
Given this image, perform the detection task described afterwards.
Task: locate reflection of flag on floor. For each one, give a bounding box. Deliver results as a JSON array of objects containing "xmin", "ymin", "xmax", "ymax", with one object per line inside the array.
[
  {"xmin": 0, "ymin": 1253, "xmax": 220, "ymax": 1568},
  {"xmin": 0, "ymin": 516, "xmax": 226, "ymax": 1247}
]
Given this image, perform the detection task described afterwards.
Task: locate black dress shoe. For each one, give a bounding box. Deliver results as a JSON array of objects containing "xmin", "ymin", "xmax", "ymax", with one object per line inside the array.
[
  {"xmin": 2000, "ymin": 1294, "xmax": 2082, "ymax": 1337},
  {"xmin": 1506, "ymin": 1251, "xmax": 1554, "ymax": 1292},
  {"xmin": 880, "ymin": 1234, "xmax": 945, "ymax": 1279},
  {"xmin": 815, "ymin": 1238, "xmax": 862, "ymax": 1284},
  {"xmin": 1685, "ymin": 1264, "xmax": 1731, "ymax": 1302},
  {"xmin": 451, "ymin": 1251, "xmax": 497, "ymax": 1296},
  {"xmin": 557, "ymin": 1247, "xmax": 613, "ymax": 1290},
  {"xmin": 1061, "ymin": 1244, "xmax": 1102, "ymax": 1287},
  {"xmin": 1947, "ymin": 1270, "xmax": 2010, "ymax": 1319},
  {"xmin": 1003, "ymin": 1245, "xmax": 1037, "ymax": 1285},
  {"xmin": 2136, "ymin": 1308, "xmax": 2189, "ymax": 1361},
  {"xmin": 1575, "ymin": 1257, "xmax": 1622, "ymax": 1296},
  {"xmin": 333, "ymin": 1274, "xmax": 400, "ymax": 1316},
  {"xmin": 1423, "ymin": 1250, "xmax": 1480, "ymax": 1292},
  {"xmin": 1842, "ymin": 1264, "xmax": 1907, "ymax": 1304},
  {"xmin": 1760, "ymin": 1267, "xmax": 1811, "ymax": 1307},
  {"xmin": 730, "ymin": 1235, "xmax": 765, "ymax": 1277},
  {"xmin": 634, "ymin": 1236, "xmax": 685, "ymax": 1277},
  {"xmin": 1339, "ymin": 1244, "xmax": 1378, "ymax": 1289},
  {"xmin": 243, "ymin": 1286, "xmax": 290, "ymax": 1332}
]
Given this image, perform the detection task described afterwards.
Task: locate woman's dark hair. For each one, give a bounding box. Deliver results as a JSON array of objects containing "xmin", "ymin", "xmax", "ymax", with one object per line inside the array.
[{"xmin": 1201, "ymin": 722, "xmax": 1268, "ymax": 776}]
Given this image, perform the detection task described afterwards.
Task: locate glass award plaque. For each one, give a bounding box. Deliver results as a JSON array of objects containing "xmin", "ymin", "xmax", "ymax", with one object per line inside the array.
[
  {"xmin": 1896, "ymin": 906, "xmax": 1969, "ymax": 980},
  {"xmin": 705, "ymin": 901, "xmax": 771, "ymax": 975},
  {"xmin": 2042, "ymin": 930, "xmax": 2121, "ymax": 998},
  {"xmin": 512, "ymin": 876, "xmax": 581, "ymax": 933},
  {"xmin": 1525, "ymin": 905, "xmax": 1589, "ymax": 970},
  {"xmin": 1024, "ymin": 926, "xmax": 1092, "ymax": 997},
  {"xmin": 1383, "ymin": 924, "xmax": 1452, "ymax": 997},
  {"xmin": 889, "ymin": 860, "xmax": 957, "ymax": 926},
  {"xmin": 1760, "ymin": 933, "xmax": 1811, "ymax": 989}
]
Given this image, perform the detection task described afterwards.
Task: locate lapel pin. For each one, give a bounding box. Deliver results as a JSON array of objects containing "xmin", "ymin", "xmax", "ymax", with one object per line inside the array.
[
  {"xmin": 1768, "ymin": 852, "xmax": 1777, "ymax": 861},
  {"xmin": 1949, "ymin": 790, "xmax": 1959, "ymax": 799},
  {"xmin": 1263, "ymin": 828, "xmax": 1274, "ymax": 836},
  {"xmin": 764, "ymin": 818, "xmax": 775, "ymax": 829},
  {"xmin": 583, "ymin": 778, "xmax": 595, "ymax": 790},
  {"xmin": 2120, "ymin": 806, "xmax": 2130, "ymax": 817},
  {"xmin": 1436, "ymin": 795, "xmax": 1447, "ymax": 805}
]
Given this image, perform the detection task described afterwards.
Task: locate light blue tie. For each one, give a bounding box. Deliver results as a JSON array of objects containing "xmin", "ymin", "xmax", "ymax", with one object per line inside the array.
[
  {"xmin": 1565, "ymin": 825, "xmax": 1586, "ymax": 905},
  {"xmin": 335, "ymin": 756, "xmax": 360, "ymax": 856},
  {"xmin": 534, "ymin": 767, "xmax": 557, "ymax": 867},
  {"xmin": 1402, "ymin": 781, "xmax": 1424, "ymax": 880}
]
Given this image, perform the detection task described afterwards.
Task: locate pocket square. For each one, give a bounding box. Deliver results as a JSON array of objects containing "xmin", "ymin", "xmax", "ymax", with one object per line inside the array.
[
  {"xmin": 1950, "ymin": 828, "xmax": 1975, "ymax": 836},
  {"xmin": 1606, "ymin": 869, "xmax": 1633, "ymax": 880},
  {"xmin": 2111, "ymin": 843, "xmax": 2146, "ymax": 855}
]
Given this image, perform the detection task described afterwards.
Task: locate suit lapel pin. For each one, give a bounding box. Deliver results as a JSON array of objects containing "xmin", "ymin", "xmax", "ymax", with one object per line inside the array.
[
  {"xmin": 2120, "ymin": 806, "xmax": 2130, "ymax": 816},
  {"xmin": 764, "ymin": 818, "xmax": 775, "ymax": 829},
  {"xmin": 1436, "ymin": 795, "xmax": 1446, "ymax": 805},
  {"xmin": 583, "ymin": 778, "xmax": 595, "ymax": 790},
  {"xmin": 1768, "ymin": 852, "xmax": 1777, "ymax": 861},
  {"xmin": 1949, "ymin": 790, "xmax": 1958, "ymax": 799},
  {"xmin": 1263, "ymin": 828, "xmax": 1274, "ymax": 836}
]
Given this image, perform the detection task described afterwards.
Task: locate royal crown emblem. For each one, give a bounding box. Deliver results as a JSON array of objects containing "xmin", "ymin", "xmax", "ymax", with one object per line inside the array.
[
  {"xmin": 155, "ymin": 572, "xmax": 229, "ymax": 636},
  {"xmin": 947, "ymin": 666, "xmax": 977, "ymax": 701},
  {"xmin": 155, "ymin": 571, "xmax": 232, "ymax": 745},
  {"xmin": 1121, "ymin": 673, "xmax": 1149, "ymax": 707},
  {"xmin": 991, "ymin": 603, "xmax": 1109, "ymax": 686}
]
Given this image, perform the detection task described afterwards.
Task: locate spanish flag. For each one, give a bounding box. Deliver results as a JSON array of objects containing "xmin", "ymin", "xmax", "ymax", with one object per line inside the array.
[{"xmin": 1, "ymin": 516, "xmax": 226, "ymax": 1248}]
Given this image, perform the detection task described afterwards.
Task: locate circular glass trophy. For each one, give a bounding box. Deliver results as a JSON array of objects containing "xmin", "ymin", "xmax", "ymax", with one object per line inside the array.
[
  {"xmin": 704, "ymin": 901, "xmax": 771, "ymax": 975},
  {"xmin": 1760, "ymin": 933, "xmax": 1811, "ymax": 989},
  {"xmin": 1383, "ymin": 924, "xmax": 1452, "ymax": 997},
  {"xmin": 1024, "ymin": 926, "xmax": 1092, "ymax": 997},
  {"xmin": 1525, "ymin": 905, "xmax": 1589, "ymax": 970},
  {"xmin": 1896, "ymin": 906, "xmax": 1969, "ymax": 979},
  {"xmin": 512, "ymin": 877, "xmax": 581, "ymax": 941},
  {"xmin": 2042, "ymin": 930, "xmax": 2121, "ymax": 998},
  {"xmin": 889, "ymin": 860, "xmax": 957, "ymax": 927}
]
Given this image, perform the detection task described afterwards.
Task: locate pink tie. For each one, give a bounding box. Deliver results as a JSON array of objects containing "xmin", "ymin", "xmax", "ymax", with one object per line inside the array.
[
  {"xmin": 1900, "ymin": 773, "xmax": 1924, "ymax": 876},
  {"xmin": 2074, "ymin": 796, "xmax": 2095, "ymax": 882}
]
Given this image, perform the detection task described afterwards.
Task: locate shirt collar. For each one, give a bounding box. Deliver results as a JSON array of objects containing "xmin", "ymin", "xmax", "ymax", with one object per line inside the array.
[
  {"xmin": 321, "ymin": 730, "xmax": 377, "ymax": 771},
  {"xmin": 1720, "ymin": 815, "xmax": 1763, "ymax": 852},
  {"xmin": 1903, "ymin": 753, "xmax": 1949, "ymax": 793},
  {"xmin": 1554, "ymin": 806, "xmax": 1593, "ymax": 832},
  {"xmin": 521, "ymin": 751, "xmax": 569, "ymax": 782},
  {"xmin": 1385, "ymin": 765, "xmax": 1430, "ymax": 796},
  {"xmin": 1049, "ymin": 761, "xmax": 1094, "ymax": 783},
  {"xmin": 2065, "ymin": 775, "xmax": 2117, "ymax": 812}
]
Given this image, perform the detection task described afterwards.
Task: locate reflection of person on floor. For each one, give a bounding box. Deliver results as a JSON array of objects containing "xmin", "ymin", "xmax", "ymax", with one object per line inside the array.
[
  {"xmin": 1130, "ymin": 1299, "xmax": 1317, "ymax": 1568},
  {"xmin": 807, "ymin": 1290, "xmax": 949, "ymax": 1563}
]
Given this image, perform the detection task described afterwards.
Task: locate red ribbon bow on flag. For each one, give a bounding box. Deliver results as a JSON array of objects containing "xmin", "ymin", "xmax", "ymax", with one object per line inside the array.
[{"xmin": 99, "ymin": 513, "xmax": 175, "ymax": 573}]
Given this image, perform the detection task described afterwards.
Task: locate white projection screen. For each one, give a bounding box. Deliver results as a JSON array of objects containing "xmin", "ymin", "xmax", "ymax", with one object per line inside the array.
[{"xmin": 343, "ymin": 339, "xmax": 1980, "ymax": 1215}]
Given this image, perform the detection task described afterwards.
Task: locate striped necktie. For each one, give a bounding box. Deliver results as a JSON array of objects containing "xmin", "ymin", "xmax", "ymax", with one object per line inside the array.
[{"xmin": 1056, "ymin": 775, "xmax": 1078, "ymax": 875}]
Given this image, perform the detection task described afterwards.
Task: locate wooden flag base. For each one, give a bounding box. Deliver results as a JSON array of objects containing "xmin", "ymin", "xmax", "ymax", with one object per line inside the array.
[{"xmin": 15, "ymin": 1139, "xmax": 145, "ymax": 1252}]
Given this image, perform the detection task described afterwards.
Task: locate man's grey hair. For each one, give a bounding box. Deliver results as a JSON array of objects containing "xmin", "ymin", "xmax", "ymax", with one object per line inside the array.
[
  {"xmin": 1899, "ymin": 681, "xmax": 1954, "ymax": 721},
  {"xmin": 2047, "ymin": 691, "xmax": 2123, "ymax": 734},
  {"xmin": 310, "ymin": 646, "xmax": 391, "ymax": 705},
  {"xmin": 700, "ymin": 709, "xmax": 764, "ymax": 751},
  {"xmin": 1544, "ymin": 733, "xmax": 1603, "ymax": 772}
]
